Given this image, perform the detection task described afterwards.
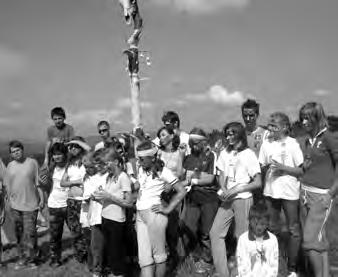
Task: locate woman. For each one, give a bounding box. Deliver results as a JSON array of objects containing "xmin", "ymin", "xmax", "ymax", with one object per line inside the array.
[
  {"xmin": 134, "ymin": 140, "xmax": 186, "ymax": 277},
  {"xmin": 61, "ymin": 136, "xmax": 91, "ymax": 263},
  {"xmin": 47, "ymin": 143, "xmax": 69, "ymax": 267},
  {"xmin": 299, "ymin": 102, "xmax": 338, "ymax": 277},
  {"xmin": 210, "ymin": 122, "xmax": 262, "ymax": 277},
  {"xmin": 92, "ymin": 149, "xmax": 133, "ymax": 277}
]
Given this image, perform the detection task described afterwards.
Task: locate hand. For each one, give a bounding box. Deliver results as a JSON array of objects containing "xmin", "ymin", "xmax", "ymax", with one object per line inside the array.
[
  {"xmin": 151, "ymin": 204, "xmax": 170, "ymax": 215},
  {"xmin": 270, "ymin": 160, "xmax": 285, "ymax": 175},
  {"xmin": 219, "ymin": 186, "xmax": 241, "ymax": 202},
  {"xmin": 179, "ymin": 143, "xmax": 188, "ymax": 155},
  {"xmin": 39, "ymin": 199, "xmax": 45, "ymax": 210},
  {"xmin": 92, "ymin": 189, "xmax": 110, "ymax": 201},
  {"xmin": 163, "ymin": 182, "xmax": 172, "ymax": 192}
]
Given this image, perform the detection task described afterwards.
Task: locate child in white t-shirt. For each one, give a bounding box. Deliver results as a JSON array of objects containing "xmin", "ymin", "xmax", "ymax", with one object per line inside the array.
[
  {"xmin": 237, "ymin": 203, "xmax": 278, "ymax": 277},
  {"xmin": 259, "ymin": 112, "xmax": 303, "ymax": 277},
  {"xmin": 210, "ymin": 122, "xmax": 262, "ymax": 277}
]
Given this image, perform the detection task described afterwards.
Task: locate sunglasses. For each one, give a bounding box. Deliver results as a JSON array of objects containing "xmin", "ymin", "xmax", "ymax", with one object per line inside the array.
[{"xmin": 98, "ymin": 128, "xmax": 108, "ymax": 134}]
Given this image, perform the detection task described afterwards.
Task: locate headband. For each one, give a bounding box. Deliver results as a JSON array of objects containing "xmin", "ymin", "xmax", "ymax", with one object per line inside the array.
[
  {"xmin": 137, "ymin": 147, "xmax": 158, "ymax": 157},
  {"xmin": 189, "ymin": 134, "xmax": 207, "ymax": 142}
]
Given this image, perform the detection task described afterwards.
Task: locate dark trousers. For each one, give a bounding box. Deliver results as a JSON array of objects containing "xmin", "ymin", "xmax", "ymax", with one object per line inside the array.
[
  {"xmin": 11, "ymin": 208, "xmax": 38, "ymax": 261},
  {"xmin": 49, "ymin": 207, "xmax": 67, "ymax": 261},
  {"xmin": 265, "ymin": 197, "xmax": 301, "ymax": 272},
  {"xmin": 181, "ymin": 199, "xmax": 219, "ymax": 263},
  {"xmin": 66, "ymin": 199, "xmax": 87, "ymax": 262},
  {"xmin": 102, "ymin": 218, "xmax": 126, "ymax": 275},
  {"xmin": 91, "ymin": 224, "xmax": 104, "ymax": 274}
]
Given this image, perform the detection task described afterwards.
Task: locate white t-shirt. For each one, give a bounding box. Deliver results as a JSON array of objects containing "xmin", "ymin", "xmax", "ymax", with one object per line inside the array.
[
  {"xmin": 136, "ymin": 166, "xmax": 178, "ymax": 210},
  {"xmin": 216, "ymin": 148, "xmax": 261, "ymax": 199},
  {"xmin": 259, "ymin": 136, "xmax": 303, "ymax": 200},
  {"xmin": 153, "ymin": 130, "xmax": 191, "ymax": 155},
  {"xmin": 102, "ymin": 171, "xmax": 132, "ymax": 222},
  {"xmin": 94, "ymin": 141, "xmax": 105, "ymax": 151},
  {"xmin": 48, "ymin": 167, "xmax": 68, "ymax": 208},
  {"xmin": 67, "ymin": 164, "xmax": 86, "ymax": 199},
  {"xmin": 237, "ymin": 231, "xmax": 279, "ymax": 277},
  {"xmin": 80, "ymin": 172, "xmax": 108, "ymax": 227}
]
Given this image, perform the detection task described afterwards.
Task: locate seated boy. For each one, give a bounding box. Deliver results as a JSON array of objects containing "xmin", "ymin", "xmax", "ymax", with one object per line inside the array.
[{"xmin": 236, "ymin": 203, "xmax": 279, "ymax": 277}]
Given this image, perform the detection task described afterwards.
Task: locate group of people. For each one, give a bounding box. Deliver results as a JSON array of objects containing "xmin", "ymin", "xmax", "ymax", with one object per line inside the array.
[{"xmin": 0, "ymin": 100, "xmax": 337, "ymax": 277}]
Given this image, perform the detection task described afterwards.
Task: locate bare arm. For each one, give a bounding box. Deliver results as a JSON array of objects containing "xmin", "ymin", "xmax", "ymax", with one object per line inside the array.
[
  {"xmin": 104, "ymin": 191, "xmax": 133, "ymax": 208},
  {"xmin": 163, "ymin": 180, "xmax": 187, "ymax": 214},
  {"xmin": 60, "ymin": 170, "xmax": 83, "ymax": 188}
]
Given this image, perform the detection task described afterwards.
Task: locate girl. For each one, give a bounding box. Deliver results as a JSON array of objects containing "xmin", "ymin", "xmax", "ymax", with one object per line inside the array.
[
  {"xmin": 47, "ymin": 143, "xmax": 69, "ymax": 267},
  {"xmin": 299, "ymin": 102, "xmax": 338, "ymax": 277},
  {"xmin": 210, "ymin": 122, "xmax": 262, "ymax": 277},
  {"xmin": 61, "ymin": 136, "xmax": 91, "ymax": 263},
  {"xmin": 134, "ymin": 140, "xmax": 186, "ymax": 277},
  {"xmin": 92, "ymin": 148, "xmax": 133, "ymax": 277}
]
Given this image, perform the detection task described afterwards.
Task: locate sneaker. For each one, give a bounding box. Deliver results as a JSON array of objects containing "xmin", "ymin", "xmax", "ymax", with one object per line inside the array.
[{"xmin": 287, "ymin": 272, "xmax": 298, "ymax": 277}]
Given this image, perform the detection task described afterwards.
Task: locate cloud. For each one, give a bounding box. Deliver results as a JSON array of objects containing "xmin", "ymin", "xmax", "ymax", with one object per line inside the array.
[
  {"xmin": 313, "ymin": 89, "xmax": 332, "ymax": 97},
  {"xmin": 0, "ymin": 45, "xmax": 27, "ymax": 78},
  {"xmin": 149, "ymin": 0, "xmax": 250, "ymax": 14},
  {"xmin": 115, "ymin": 98, "xmax": 153, "ymax": 109},
  {"xmin": 69, "ymin": 109, "xmax": 123, "ymax": 127},
  {"xmin": 9, "ymin": 101, "xmax": 23, "ymax": 110},
  {"xmin": 183, "ymin": 85, "xmax": 246, "ymax": 106}
]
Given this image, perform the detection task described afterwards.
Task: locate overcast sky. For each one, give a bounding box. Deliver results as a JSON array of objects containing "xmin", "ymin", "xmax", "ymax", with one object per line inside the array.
[{"xmin": 0, "ymin": 0, "xmax": 337, "ymax": 141}]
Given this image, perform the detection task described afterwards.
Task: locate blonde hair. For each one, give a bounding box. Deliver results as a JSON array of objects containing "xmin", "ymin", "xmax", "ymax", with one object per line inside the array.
[{"xmin": 299, "ymin": 102, "xmax": 327, "ymax": 130}]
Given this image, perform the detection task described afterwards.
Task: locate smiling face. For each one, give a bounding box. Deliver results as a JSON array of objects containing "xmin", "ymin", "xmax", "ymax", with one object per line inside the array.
[
  {"xmin": 138, "ymin": 155, "xmax": 154, "ymax": 171},
  {"xmin": 52, "ymin": 152, "xmax": 65, "ymax": 165},
  {"xmin": 267, "ymin": 117, "xmax": 285, "ymax": 140},
  {"xmin": 225, "ymin": 127, "xmax": 241, "ymax": 146},
  {"xmin": 300, "ymin": 109, "xmax": 318, "ymax": 134},
  {"xmin": 98, "ymin": 124, "xmax": 110, "ymax": 141}
]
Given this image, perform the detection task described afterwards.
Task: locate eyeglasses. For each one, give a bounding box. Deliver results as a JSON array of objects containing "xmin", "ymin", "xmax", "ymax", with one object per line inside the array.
[{"xmin": 98, "ymin": 128, "xmax": 108, "ymax": 134}]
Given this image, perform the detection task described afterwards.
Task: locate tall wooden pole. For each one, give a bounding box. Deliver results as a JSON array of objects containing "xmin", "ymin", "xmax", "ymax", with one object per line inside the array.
[{"xmin": 130, "ymin": 74, "xmax": 141, "ymax": 127}]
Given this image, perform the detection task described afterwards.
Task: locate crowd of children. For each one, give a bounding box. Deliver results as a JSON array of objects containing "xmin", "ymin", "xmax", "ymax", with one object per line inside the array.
[{"xmin": 0, "ymin": 100, "xmax": 338, "ymax": 277}]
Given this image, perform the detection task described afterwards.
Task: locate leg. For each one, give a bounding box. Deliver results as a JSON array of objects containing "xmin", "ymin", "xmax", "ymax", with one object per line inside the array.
[
  {"xmin": 282, "ymin": 199, "xmax": 301, "ymax": 273},
  {"xmin": 265, "ymin": 197, "xmax": 282, "ymax": 235},
  {"xmin": 209, "ymin": 203, "xmax": 234, "ymax": 277},
  {"xmin": 90, "ymin": 224, "xmax": 104, "ymax": 275},
  {"xmin": 11, "ymin": 209, "xmax": 24, "ymax": 259},
  {"xmin": 22, "ymin": 210, "xmax": 38, "ymax": 262},
  {"xmin": 49, "ymin": 207, "xmax": 67, "ymax": 263},
  {"xmin": 232, "ymin": 198, "xmax": 252, "ymax": 239},
  {"xmin": 199, "ymin": 200, "xmax": 219, "ymax": 263}
]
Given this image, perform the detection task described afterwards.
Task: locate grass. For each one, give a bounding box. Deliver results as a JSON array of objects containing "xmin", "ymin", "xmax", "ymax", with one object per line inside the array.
[{"xmin": 1, "ymin": 199, "xmax": 338, "ymax": 277}]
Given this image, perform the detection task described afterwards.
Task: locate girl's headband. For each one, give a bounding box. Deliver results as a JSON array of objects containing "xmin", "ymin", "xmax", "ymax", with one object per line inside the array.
[{"xmin": 137, "ymin": 147, "xmax": 158, "ymax": 157}]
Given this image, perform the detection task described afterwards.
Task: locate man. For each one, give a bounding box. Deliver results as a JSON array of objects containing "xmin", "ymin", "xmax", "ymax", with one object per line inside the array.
[
  {"xmin": 94, "ymin": 121, "xmax": 112, "ymax": 151},
  {"xmin": 4, "ymin": 141, "xmax": 44, "ymax": 269},
  {"xmin": 153, "ymin": 111, "xmax": 190, "ymax": 154},
  {"xmin": 181, "ymin": 128, "xmax": 219, "ymax": 273}
]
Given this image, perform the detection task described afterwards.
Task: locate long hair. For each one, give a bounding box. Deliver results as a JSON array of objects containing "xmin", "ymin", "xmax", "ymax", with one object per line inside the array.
[
  {"xmin": 67, "ymin": 136, "xmax": 88, "ymax": 168},
  {"xmin": 49, "ymin": 142, "xmax": 68, "ymax": 173},
  {"xmin": 223, "ymin": 122, "xmax": 248, "ymax": 152},
  {"xmin": 156, "ymin": 126, "xmax": 180, "ymax": 151},
  {"xmin": 299, "ymin": 102, "xmax": 327, "ymax": 131}
]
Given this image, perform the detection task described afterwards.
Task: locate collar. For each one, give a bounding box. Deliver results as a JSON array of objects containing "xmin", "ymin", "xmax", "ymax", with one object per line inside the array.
[
  {"xmin": 248, "ymin": 228, "xmax": 270, "ymax": 241},
  {"xmin": 308, "ymin": 127, "xmax": 327, "ymax": 147}
]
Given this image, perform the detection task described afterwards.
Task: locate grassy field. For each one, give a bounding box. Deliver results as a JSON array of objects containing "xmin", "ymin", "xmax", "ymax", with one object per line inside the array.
[{"xmin": 1, "ymin": 199, "xmax": 338, "ymax": 277}]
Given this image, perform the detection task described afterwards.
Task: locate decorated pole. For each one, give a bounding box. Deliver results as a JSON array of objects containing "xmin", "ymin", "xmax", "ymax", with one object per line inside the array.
[{"xmin": 118, "ymin": 0, "xmax": 143, "ymax": 128}]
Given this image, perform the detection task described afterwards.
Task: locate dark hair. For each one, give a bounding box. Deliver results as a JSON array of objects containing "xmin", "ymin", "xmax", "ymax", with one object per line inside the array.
[
  {"xmin": 269, "ymin": 112, "xmax": 291, "ymax": 135},
  {"xmin": 299, "ymin": 102, "xmax": 327, "ymax": 131},
  {"xmin": 157, "ymin": 126, "xmax": 180, "ymax": 151},
  {"xmin": 223, "ymin": 122, "xmax": 248, "ymax": 152},
  {"xmin": 9, "ymin": 140, "xmax": 24, "ymax": 152},
  {"xmin": 67, "ymin": 136, "xmax": 87, "ymax": 166},
  {"xmin": 97, "ymin": 120, "xmax": 110, "ymax": 128},
  {"xmin": 248, "ymin": 203, "xmax": 270, "ymax": 222},
  {"xmin": 161, "ymin": 111, "xmax": 180, "ymax": 128},
  {"xmin": 50, "ymin": 142, "xmax": 68, "ymax": 156},
  {"xmin": 241, "ymin": 99, "xmax": 260, "ymax": 116},
  {"xmin": 51, "ymin": 107, "xmax": 66, "ymax": 119}
]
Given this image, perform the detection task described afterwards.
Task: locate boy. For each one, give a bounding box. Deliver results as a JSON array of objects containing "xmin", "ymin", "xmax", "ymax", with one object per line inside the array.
[
  {"xmin": 4, "ymin": 141, "xmax": 44, "ymax": 269},
  {"xmin": 236, "ymin": 203, "xmax": 279, "ymax": 277},
  {"xmin": 43, "ymin": 107, "xmax": 75, "ymax": 168},
  {"xmin": 259, "ymin": 112, "xmax": 303, "ymax": 277}
]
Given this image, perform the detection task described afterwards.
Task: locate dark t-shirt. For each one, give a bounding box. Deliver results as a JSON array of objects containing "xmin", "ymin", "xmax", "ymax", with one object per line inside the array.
[
  {"xmin": 183, "ymin": 151, "xmax": 218, "ymax": 203},
  {"xmin": 47, "ymin": 124, "xmax": 74, "ymax": 144}
]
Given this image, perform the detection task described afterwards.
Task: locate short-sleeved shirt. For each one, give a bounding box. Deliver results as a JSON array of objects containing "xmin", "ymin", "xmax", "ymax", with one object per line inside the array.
[
  {"xmin": 183, "ymin": 151, "xmax": 218, "ymax": 203},
  {"xmin": 102, "ymin": 171, "xmax": 132, "ymax": 222},
  {"xmin": 5, "ymin": 158, "xmax": 40, "ymax": 211},
  {"xmin": 48, "ymin": 166, "xmax": 68, "ymax": 208},
  {"xmin": 136, "ymin": 166, "xmax": 178, "ymax": 210},
  {"xmin": 247, "ymin": 126, "xmax": 269, "ymax": 157},
  {"xmin": 67, "ymin": 164, "xmax": 86, "ymax": 199},
  {"xmin": 217, "ymin": 148, "xmax": 261, "ymax": 199},
  {"xmin": 47, "ymin": 124, "xmax": 74, "ymax": 144},
  {"xmin": 300, "ymin": 129, "xmax": 338, "ymax": 190},
  {"xmin": 259, "ymin": 136, "xmax": 303, "ymax": 200}
]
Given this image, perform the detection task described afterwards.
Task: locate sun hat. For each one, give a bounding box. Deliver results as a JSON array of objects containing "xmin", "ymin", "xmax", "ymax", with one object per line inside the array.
[{"xmin": 66, "ymin": 139, "xmax": 91, "ymax": 152}]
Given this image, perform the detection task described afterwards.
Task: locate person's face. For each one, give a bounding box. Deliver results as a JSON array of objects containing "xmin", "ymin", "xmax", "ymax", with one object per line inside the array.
[
  {"xmin": 242, "ymin": 108, "xmax": 258, "ymax": 129},
  {"xmin": 98, "ymin": 124, "xmax": 110, "ymax": 140},
  {"xmin": 189, "ymin": 139, "xmax": 205, "ymax": 154},
  {"xmin": 83, "ymin": 162, "xmax": 97, "ymax": 176},
  {"xmin": 250, "ymin": 217, "xmax": 269, "ymax": 238},
  {"xmin": 267, "ymin": 118, "xmax": 284, "ymax": 140},
  {"xmin": 159, "ymin": 129, "xmax": 173, "ymax": 147},
  {"xmin": 138, "ymin": 155, "xmax": 154, "ymax": 171},
  {"xmin": 10, "ymin": 147, "xmax": 24, "ymax": 161},
  {"xmin": 106, "ymin": 159, "xmax": 120, "ymax": 175},
  {"xmin": 52, "ymin": 152, "xmax": 65, "ymax": 164},
  {"xmin": 300, "ymin": 110, "xmax": 317, "ymax": 134},
  {"xmin": 163, "ymin": 120, "xmax": 176, "ymax": 132},
  {"xmin": 52, "ymin": 115, "xmax": 65, "ymax": 128},
  {"xmin": 225, "ymin": 127, "xmax": 240, "ymax": 146},
  {"xmin": 68, "ymin": 144, "xmax": 82, "ymax": 156}
]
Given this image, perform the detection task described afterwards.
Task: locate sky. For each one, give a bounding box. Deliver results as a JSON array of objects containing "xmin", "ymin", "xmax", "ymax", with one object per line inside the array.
[{"xmin": 0, "ymin": 0, "xmax": 338, "ymax": 142}]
